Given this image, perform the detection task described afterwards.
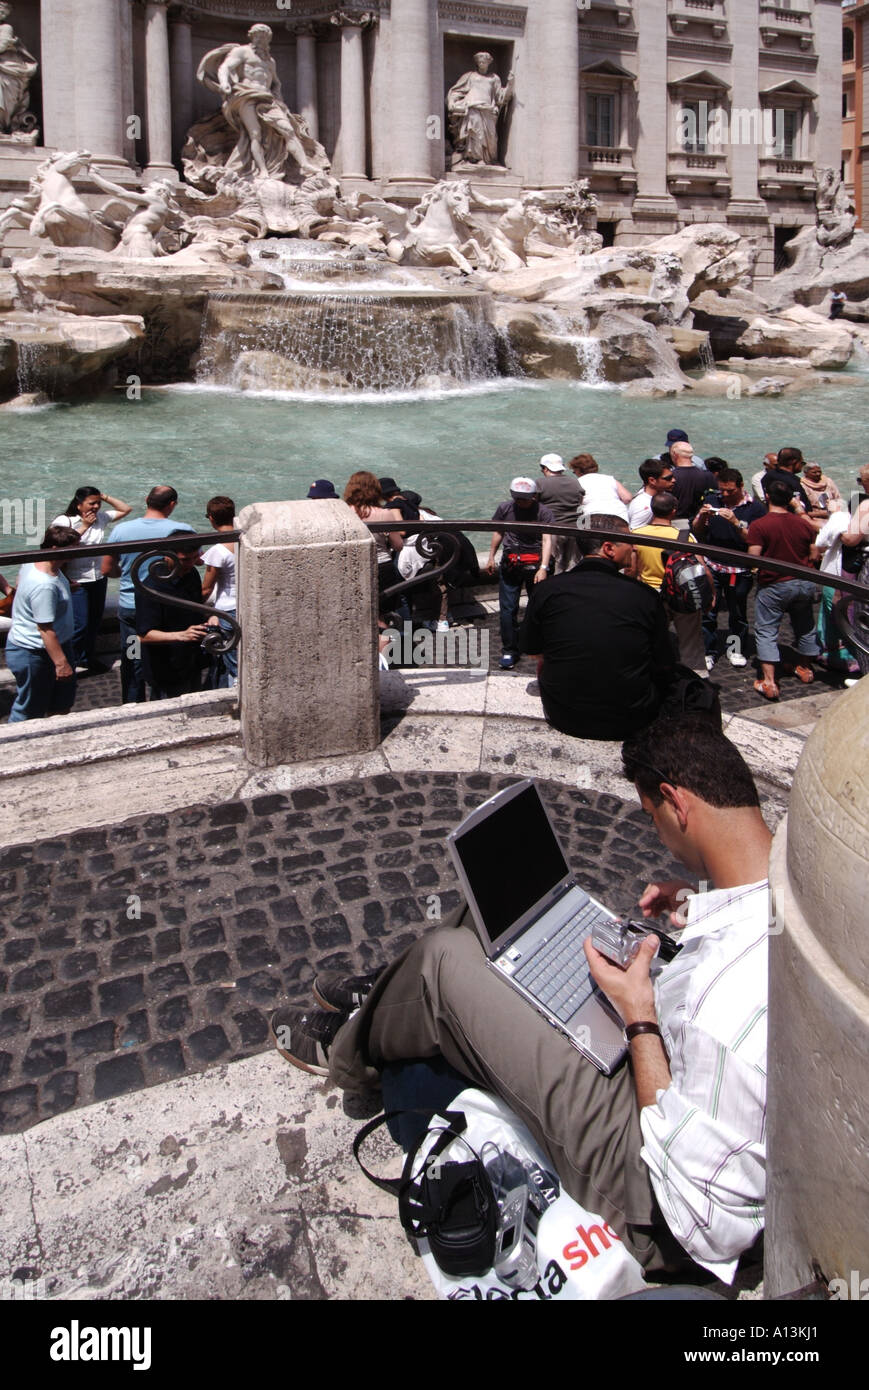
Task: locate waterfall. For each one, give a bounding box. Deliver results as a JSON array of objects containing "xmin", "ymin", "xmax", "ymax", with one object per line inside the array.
[
  {"xmin": 699, "ymin": 339, "xmax": 716, "ymax": 373},
  {"xmin": 196, "ymin": 288, "xmax": 500, "ymax": 394},
  {"xmin": 537, "ymin": 308, "xmax": 606, "ymax": 387},
  {"xmin": 16, "ymin": 339, "xmax": 62, "ymax": 396}
]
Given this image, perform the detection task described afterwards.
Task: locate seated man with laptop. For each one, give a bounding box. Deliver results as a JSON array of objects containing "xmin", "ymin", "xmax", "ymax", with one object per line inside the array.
[{"xmin": 270, "ymin": 717, "xmax": 771, "ymax": 1281}]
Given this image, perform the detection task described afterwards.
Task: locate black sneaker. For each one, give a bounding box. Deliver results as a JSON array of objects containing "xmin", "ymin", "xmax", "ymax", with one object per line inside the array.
[
  {"xmin": 268, "ymin": 1005, "xmax": 346, "ymax": 1076},
  {"xmin": 312, "ymin": 969, "xmax": 381, "ymax": 1014}
]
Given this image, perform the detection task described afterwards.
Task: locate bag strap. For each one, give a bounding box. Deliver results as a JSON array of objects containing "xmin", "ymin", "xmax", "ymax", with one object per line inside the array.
[{"xmin": 353, "ymin": 1108, "xmax": 469, "ymax": 1198}]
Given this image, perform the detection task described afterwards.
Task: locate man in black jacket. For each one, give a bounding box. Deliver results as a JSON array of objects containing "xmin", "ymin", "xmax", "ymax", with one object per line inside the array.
[
  {"xmin": 135, "ymin": 536, "xmax": 211, "ymax": 700},
  {"xmin": 518, "ymin": 514, "xmax": 675, "ymax": 740}
]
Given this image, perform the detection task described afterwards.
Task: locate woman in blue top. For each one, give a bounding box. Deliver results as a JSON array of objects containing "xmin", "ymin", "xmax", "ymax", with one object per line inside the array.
[{"xmin": 5, "ymin": 525, "xmax": 81, "ymax": 722}]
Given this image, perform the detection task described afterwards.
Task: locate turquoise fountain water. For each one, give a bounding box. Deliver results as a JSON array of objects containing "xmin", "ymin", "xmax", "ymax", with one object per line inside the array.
[{"xmin": 1, "ymin": 378, "xmax": 867, "ymax": 554}]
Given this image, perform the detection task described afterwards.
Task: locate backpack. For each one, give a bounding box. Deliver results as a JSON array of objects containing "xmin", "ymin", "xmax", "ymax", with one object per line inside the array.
[{"xmin": 663, "ymin": 552, "xmax": 715, "ymax": 613}]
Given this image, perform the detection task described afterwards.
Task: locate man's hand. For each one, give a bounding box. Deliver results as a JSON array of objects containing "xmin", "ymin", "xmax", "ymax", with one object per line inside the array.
[
  {"xmin": 181, "ymin": 624, "xmax": 210, "ymax": 642},
  {"xmin": 485, "ymin": 558, "xmax": 497, "ymax": 576},
  {"xmin": 584, "ymin": 934, "xmax": 658, "ymax": 1028},
  {"xmin": 638, "ymin": 879, "xmax": 695, "ymax": 928},
  {"xmin": 533, "ymin": 565, "xmax": 547, "ymax": 584},
  {"xmin": 54, "ymin": 657, "xmax": 74, "ymax": 681}
]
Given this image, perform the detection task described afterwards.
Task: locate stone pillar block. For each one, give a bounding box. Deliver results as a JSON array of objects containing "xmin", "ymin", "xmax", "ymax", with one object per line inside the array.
[
  {"xmin": 237, "ymin": 500, "xmax": 379, "ymax": 768},
  {"xmin": 766, "ymin": 679, "xmax": 869, "ymax": 1297}
]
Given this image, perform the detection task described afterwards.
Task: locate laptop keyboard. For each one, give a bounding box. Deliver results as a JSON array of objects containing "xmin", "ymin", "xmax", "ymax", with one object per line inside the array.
[{"xmin": 512, "ymin": 901, "xmax": 607, "ymax": 1023}]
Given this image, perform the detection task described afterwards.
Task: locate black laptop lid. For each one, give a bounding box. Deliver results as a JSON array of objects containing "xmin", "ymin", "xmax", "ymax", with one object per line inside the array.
[{"xmin": 450, "ymin": 781, "xmax": 570, "ymax": 947}]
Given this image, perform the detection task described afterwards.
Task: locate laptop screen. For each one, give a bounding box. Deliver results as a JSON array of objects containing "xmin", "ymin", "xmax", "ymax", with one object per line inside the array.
[{"xmin": 451, "ymin": 783, "xmax": 569, "ymax": 945}]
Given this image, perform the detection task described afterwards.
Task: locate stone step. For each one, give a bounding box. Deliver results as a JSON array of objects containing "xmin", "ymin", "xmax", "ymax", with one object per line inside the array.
[{"xmin": 0, "ymin": 689, "xmax": 238, "ymax": 776}]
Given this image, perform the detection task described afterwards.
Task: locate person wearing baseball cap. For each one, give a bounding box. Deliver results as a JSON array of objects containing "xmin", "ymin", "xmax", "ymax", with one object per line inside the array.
[
  {"xmin": 486, "ymin": 476, "xmax": 555, "ymax": 669},
  {"xmin": 537, "ymin": 453, "xmax": 585, "ymax": 574},
  {"xmin": 659, "ymin": 429, "xmax": 705, "ymax": 471},
  {"xmin": 306, "ymin": 479, "xmax": 338, "ymax": 500},
  {"xmin": 379, "ymin": 477, "xmax": 420, "ymax": 522}
]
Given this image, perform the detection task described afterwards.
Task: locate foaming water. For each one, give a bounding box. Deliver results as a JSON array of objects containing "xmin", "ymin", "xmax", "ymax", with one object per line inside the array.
[{"xmin": 158, "ymin": 376, "xmax": 539, "ymax": 407}]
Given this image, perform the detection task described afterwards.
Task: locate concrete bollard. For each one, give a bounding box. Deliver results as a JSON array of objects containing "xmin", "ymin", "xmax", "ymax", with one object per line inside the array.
[
  {"xmin": 766, "ymin": 678, "xmax": 869, "ymax": 1297},
  {"xmin": 237, "ymin": 499, "xmax": 379, "ymax": 767}
]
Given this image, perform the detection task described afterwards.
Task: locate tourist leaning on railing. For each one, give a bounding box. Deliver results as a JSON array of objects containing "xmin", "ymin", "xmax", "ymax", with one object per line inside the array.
[{"xmin": 5, "ymin": 525, "xmax": 81, "ymax": 723}]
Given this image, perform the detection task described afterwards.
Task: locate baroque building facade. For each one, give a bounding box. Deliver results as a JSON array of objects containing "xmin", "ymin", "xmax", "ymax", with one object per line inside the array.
[{"xmin": 0, "ymin": 0, "xmax": 845, "ymax": 278}]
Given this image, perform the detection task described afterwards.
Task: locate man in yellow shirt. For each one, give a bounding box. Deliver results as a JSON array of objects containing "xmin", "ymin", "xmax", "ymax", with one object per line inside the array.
[{"xmin": 632, "ymin": 493, "xmax": 710, "ymax": 678}]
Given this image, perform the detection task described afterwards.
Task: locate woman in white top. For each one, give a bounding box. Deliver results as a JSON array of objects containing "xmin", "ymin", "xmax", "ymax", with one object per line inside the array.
[
  {"xmin": 201, "ymin": 495, "xmax": 238, "ymax": 688},
  {"xmin": 52, "ymin": 485, "xmax": 131, "ymax": 673},
  {"xmin": 568, "ymin": 454, "xmax": 632, "ymax": 524}
]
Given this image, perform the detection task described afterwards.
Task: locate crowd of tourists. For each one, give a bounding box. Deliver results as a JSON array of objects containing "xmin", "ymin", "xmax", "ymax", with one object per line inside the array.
[
  {"xmin": 486, "ymin": 439, "xmax": 868, "ymax": 741},
  {"xmin": 1, "ymin": 442, "xmax": 867, "ymax": 726}
]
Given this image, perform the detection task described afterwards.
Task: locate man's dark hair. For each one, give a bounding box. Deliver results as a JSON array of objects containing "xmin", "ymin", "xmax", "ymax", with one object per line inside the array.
[
  {"xmin": 622, "ymin": 716, "xmax": 760, "ymax": 809},
  {"xmin": 767, "ymin": 480, "xmax": 794, "ymax": 508},
  {"xmin": 717, "ymin": 468, "xmax": 743, "ymax": 487},
  {"xmin": 776, "ymin": 447, "xmax": 803, "ymax": 472},
  {"xmin": 575, "ymin": 514, "xmax": 629, "ymax": 557},
  {"xmin": 639, "ymin": 459, "xmax": 668, "ymax": 486},
  {"xmin": 650, "ymin": 492, "xmax": 677, "ymax": 518},
  {"xmin": 206, "ymin": 495, "xmax": 235, "ymax": 527},
  {"xmin": 704, "ymin": 456, "xmax": 727, "ymax": 476},
  {"xmin": 146, "ymin": 485, "xmax": 179, "ymax": 513},
  {"xmin": 40, "ymin": 525, "xmax": 81, "ymax": 551}
]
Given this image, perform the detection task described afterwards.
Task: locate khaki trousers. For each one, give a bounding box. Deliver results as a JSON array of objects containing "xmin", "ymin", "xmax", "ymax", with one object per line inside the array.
[{"xmin": 329, "ymin": 907, "xmax": 687, "ymax": 1273}]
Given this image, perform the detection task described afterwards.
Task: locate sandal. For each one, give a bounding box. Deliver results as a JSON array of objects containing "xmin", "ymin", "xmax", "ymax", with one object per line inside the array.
[
  {"xmin": 793, "ymin": 665, "xmax": 814, "ymax": 684},
  {"xmin": 754, "ymin": 679, "xmax": 780, "ymax": 701}
]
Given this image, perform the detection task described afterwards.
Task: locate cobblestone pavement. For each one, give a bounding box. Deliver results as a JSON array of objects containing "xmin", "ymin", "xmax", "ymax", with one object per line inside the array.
[{"xmin": 0, "ymin": 773, "xmax": 687, "ymax": 1134}]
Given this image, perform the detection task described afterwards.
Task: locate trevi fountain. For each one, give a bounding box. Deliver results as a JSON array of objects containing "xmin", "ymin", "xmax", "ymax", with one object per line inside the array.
[{"xmin": 2, "ymin": 12, "xmax": 869, "ymax": 530}]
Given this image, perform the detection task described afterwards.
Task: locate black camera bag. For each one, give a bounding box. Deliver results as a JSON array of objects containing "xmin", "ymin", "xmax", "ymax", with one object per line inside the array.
[{"xmin": 354, "ymin": 1109, "xmax": 497, "ymax": 1277}]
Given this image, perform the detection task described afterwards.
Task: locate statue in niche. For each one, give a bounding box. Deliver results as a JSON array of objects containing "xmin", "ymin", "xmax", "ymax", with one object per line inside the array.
[
  {"xmin": 815, "ymin": 167, "xmax": 857, "ymax": 250},
  {"xmin": 446, "ymin": 52, "xmax": 514, "ymax": 168},
  {"xmin": 0, "ymin": 1, "xmax": 38, "ymax": 138},
  {"xmin": 195, "ymin": 24, "xmax": 330, "ymax": 185}
]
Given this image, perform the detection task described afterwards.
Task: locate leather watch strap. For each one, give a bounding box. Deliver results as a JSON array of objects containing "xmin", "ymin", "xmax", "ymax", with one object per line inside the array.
[{"xmin": 625, "ymin": 1021, "xmax": 662, "ymax": 1043}]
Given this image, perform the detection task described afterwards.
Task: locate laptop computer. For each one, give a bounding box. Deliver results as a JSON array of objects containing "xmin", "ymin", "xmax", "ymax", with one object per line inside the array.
[{"xmin": 447, "ymin": 778, "xmax": 629, "ymax": 1075}]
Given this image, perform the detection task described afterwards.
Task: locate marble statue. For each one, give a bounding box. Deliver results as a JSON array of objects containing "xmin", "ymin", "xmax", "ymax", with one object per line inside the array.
[
  {"xmin": 114, "ymin": 181, "xmax": 185, "ymax": 259},
  {"xmin": 467, "ymin": 188, "xmax": 591, "ymax": 270},
  {"xmin": 0, "ymin": 2, "xmax": 37, "ymax": 137},
  {"xmin": 446, "ymin": 52, "xmax": 514, "ymax": 168},
  {"xmin": 196, "ymin": 24, "xmax": 330, "ymax": 184},
  {"xmin": 815, "ymin": 167, "xmax": 857, "ymax": 250},
  {"xmin": 403, "ymin": 179, "xmax": 490, "ymax": 274},
  {"xmin": 0, "ymin": 151, "xmax": 129, "ymax": 250}
]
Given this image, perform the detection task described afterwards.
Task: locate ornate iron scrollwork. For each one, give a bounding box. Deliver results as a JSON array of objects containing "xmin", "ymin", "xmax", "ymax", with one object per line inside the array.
[
  {"xmin": 130, "ymin": 546, "xmax": 241, "ymax": 656},
  {"xmin": 378, "ymin": 527, "xmax": 461, "ymax": 605}
]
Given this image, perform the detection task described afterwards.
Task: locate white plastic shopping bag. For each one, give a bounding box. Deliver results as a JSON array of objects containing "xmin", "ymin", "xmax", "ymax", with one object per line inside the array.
[{"xmin": 417, "ymin": 1088, "xmax": 647, "ymax": 1301}]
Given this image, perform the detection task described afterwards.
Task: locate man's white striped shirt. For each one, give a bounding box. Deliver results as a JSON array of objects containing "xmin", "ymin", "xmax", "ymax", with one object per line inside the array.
[{"xmin": 640, "ymin": 880, "xmax": 768, "ymax": 1281}]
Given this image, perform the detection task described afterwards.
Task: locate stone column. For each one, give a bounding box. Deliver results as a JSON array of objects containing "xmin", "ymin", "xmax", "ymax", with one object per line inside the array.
[
  {"xmin": 170, "ymin": 7, "xmax": 195, "ymax": 162},
  {"xmin": 41, "ymin": 0, "xmax": 78, "ymax": 149},
  {"xmin": 540, "ymin": 0, "xmax": 580, "ymax": 186},
  {"xmin": 295, "ymin": 25, "xmax": 319, "ymax": 141},
  {"xmin": 144, "ymin": 1, "xmax": 176, "ymax": 179},
  {"xmin": 237, "ymin": 501, "xmax": 379, "ymax": 767},
  {"xmin": 727, "ymin": 0, "xmax": 761, "ymax": 209},
  {"xmin": 73, "ymin": 0, "xmax": 127, "ymax": 165},
  {"xmin": 333, "ymin": 15, "xmax": 367, "ymax": 179},
  {"xmin": 385, "ymin": 0, "xmax": 432, "ymax": 186},
  {"xmin": 766, "ymin": 680, "xmax": 869, "ymax": 1296},
  {"xmin": 631, "ymin": 0, "xmax": 677, "ymax": 225}
]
